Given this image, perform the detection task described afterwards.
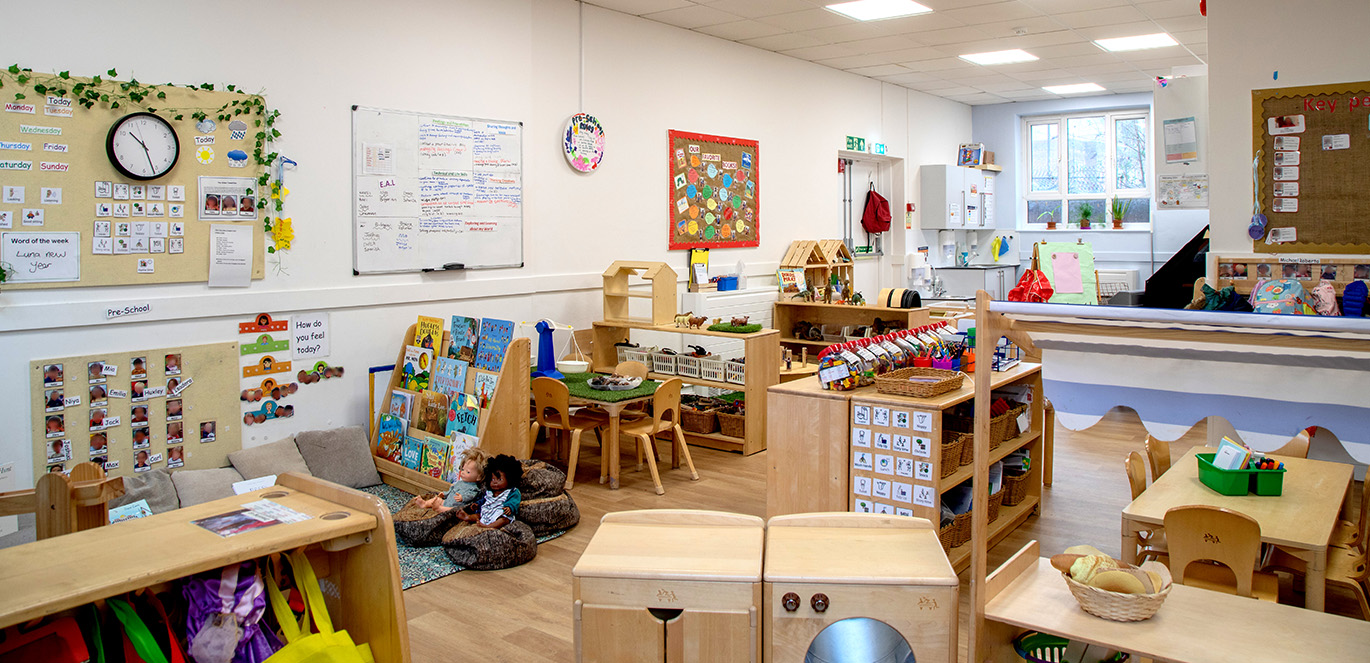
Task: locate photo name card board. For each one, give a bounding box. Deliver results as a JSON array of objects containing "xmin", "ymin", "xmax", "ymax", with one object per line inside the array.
[
  {"xmin": 0, "ymin": 70, "xmax": 266, "ymax": 288},
  {"xmin": 1252, "ymin": 80, "xmax": 1370, "ymax": 253},
  {"xmin": 29, "ymin": 341, "xmax": 241, "ymax": 483},
  {"xmin": 351, "ymin": 106, "xmax": 523, "ymax": 274}
]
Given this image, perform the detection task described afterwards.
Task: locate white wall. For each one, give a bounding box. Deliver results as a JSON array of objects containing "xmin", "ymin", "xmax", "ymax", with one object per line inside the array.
[
  {"xmin": 0, "ymin": 0, "xmax": 971, "ymax": 486},
  {"xmin": 1208, "ymin": 0, "xmax": 1370, "ymax": 257},
  {"xmin": 969, "ymin": 92, "xmax": 1208, "ymax": 282}
]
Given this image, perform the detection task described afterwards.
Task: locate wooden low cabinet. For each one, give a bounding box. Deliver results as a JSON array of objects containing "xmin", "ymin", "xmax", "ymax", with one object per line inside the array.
[{"xmin": 572, "ymin": 510, "xmax": 765, "ymax": 663}]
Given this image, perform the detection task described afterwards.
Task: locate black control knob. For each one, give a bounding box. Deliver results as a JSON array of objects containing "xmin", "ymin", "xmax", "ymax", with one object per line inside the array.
[
  {"xmin": 782, "ymin": 592, "xmax": 801, "ymax": 612},
  {"xmin": 811, "ymin": 593, "xmax": 829, "ymax": 613}
]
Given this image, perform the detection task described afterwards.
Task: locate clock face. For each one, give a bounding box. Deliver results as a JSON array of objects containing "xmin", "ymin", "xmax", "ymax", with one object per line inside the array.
[{"xmin": 106, "ymin": 113, "xmax": 180, "ymax": 181}]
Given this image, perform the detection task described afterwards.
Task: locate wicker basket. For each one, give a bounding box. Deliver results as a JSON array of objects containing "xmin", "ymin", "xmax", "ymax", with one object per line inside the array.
[
  {"xmin": 939, "ymin": 434, "xmax": 964, "ymax": 478},
  {"xmin": 955, "ymin": 432, "xmax": 975, "ymax": 467},
  {"xmin": 874, "ymin": 367, "xmax": 965, "ymax": 398},
  {"xmin": 987, "ymin": 488, "xmax": 1005, "ymax": 523},
  {"xmin": 717, "ymin": 407, "xmax": 746, "ymax": 439},
  {"xmin": 681, "ymin": 406, "xmax": 718, "ymax": 434},
  {"xmin": 990, "ymin": 402, "xmax": 1028, "ymax": 447},
  {"xmin": 952, "ymin": 510, "xmax": 973, "ymax": 548},
  {"xmin": 1063, "ymin": 571, "xmax": 1171, "ymax": 622},
  {"xmin": 938, "ymin": 522, "xmax": 956, "ymax": 551},
  {"xmin": 1002, "ymin": 471, "xmax": 1030, "ymax": 506}
]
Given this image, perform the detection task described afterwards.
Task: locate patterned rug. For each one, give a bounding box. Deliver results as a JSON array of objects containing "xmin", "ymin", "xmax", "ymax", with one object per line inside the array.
[{"xmin": 362, "ymin": 483, "xmax": 568, "ymax": 590}]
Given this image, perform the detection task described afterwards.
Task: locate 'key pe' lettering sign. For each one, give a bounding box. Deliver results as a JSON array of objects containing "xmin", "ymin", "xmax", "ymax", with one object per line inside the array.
[{"xmin": 1300, "ymin": 95, "xmax": 1370, "ymax": 113}]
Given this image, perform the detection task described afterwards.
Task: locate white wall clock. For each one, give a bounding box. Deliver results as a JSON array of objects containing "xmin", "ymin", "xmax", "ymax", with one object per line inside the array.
[{"xmin": 106, "ymin": 112, "xmax": 180, "ymax": 180}]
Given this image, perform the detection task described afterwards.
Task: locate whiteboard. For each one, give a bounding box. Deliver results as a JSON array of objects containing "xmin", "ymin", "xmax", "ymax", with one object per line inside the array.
[{"xmin": 351, "ymin": 106, "xmax": 523, "ymax": 274}]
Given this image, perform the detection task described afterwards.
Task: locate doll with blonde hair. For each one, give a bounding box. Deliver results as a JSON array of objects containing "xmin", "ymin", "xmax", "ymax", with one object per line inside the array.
[{"xmin": 414, "ymin": 447, "xmax": 491, "ymax": 512}]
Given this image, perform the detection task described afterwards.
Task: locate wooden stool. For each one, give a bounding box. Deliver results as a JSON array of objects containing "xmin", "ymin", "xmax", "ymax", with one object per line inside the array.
[
  {"xmin": 764, "ymin": 513, "xmax": 959, "ymax": 663},
  {"xmin": 572, "ymin": 510, "xmax": 764, "ymax": 662}
]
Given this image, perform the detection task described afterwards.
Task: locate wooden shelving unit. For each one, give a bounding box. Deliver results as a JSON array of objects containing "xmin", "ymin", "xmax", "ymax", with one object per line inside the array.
[
  {"xmin": 773, "ymin": 301, "xmax": 933, "ymax": 353},
  {"xmin": 765, "ymin": 363, "xmax": 1046, "ymax": 575},
  {"xmin": 591, "ymin": 320, "xmax": 779, "ymax": 455},
  {"xmin": 0, "ymin": 473, "xmax": 410, "ymax": 662}
]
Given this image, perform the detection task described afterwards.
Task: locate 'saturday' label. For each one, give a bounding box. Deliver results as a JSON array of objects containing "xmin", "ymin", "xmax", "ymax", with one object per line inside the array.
[{"xmin": 0, "ymin": 161, "xmax": 32, "ymax": 170}]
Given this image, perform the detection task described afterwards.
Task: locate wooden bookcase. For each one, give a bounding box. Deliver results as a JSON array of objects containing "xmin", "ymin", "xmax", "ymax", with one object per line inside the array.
[
  {"xmin": 765, "ymin": 363, "xmax": 1044, "ymax": 573},
  {"xmin": 772, "ymin": 301, "xmax": 933, "ymax": 353},
  {"xmin": 0, "ymin": 473, "xmax": 411, "ymax": 663},
  {"xmin": 591, "ymin": 320, "xmax": 779, "ymax": 455},
  {"xmin": 369, "ymin": 324, "xmax": 531, "ymax": 495}
]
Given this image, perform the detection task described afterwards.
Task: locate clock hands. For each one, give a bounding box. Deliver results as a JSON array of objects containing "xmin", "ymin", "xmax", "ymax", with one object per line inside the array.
[{"xmin": 129, "ymin": 123, "xmax": 157, "ymax": 173}]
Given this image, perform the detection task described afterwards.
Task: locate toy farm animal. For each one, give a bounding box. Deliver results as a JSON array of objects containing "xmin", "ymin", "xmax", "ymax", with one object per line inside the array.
[
  {"xmin": 730, "ymin": 315, "xmax": 750, "ymax": 326},
  {"xmin": 674, "ymin": 312, "xmax": 693, "ymax": 328},
  {"xmin": 687, "ymin": 315, "xmax": 709, "ymax": 329}
]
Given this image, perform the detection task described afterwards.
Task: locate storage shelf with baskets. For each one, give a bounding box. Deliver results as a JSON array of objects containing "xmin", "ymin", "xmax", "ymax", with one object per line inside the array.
[
  {"xmin": 773, "ymin": 301, "xmax": 933, "ymax": 354},
  {"xmin": 592, "ymin": 320, "xmax": 778, "ymax": 455}
]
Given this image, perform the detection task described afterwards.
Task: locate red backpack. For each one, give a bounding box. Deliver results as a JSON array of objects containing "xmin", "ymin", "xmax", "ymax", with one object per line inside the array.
[{"xmin": 861, "ymin": 186, "xmax": 891, "ymax": 233}]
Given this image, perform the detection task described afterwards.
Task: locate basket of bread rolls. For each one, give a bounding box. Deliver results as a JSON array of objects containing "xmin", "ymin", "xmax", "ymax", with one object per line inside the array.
[{"xmin": 1052, "ymin": 545, "xmax": 1172, "ymax": 622}]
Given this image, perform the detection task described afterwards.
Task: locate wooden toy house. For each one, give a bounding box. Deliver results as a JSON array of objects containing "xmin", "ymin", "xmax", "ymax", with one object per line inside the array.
[
  {"xmin": 780, "ymin": 240, "xmax": 854, "ymax": 304},
  {"xmin": 602, "ymin": 261, "xmax": 678, "ymax": 326}
]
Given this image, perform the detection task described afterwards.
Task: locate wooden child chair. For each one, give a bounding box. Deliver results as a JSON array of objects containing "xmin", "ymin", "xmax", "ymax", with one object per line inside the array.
[
  {"xmin": 1163, "ymin": 505, "xmax": 1278, "ymax": 602},
  {"xmin": 618, "ymin": 378, "xmax": 699, "ymax": 495},
  {"xmin": 1144, "ymin": 436, "xmax": 1170, "ymax": 480},
  {"xmin": 0, "ymin": 462, "xmax": 124, "ymax": 539},
  {"xmin": 1262, "ymin": 478, "xmax": 1370, "ymax": 619},
  {"xmin": 529, "ymin": 377, "xmax": 607, "ymax": 490},
  {"xmin": 1124, "ymin": 451, "xmax": 1168, "ymax": 563}
]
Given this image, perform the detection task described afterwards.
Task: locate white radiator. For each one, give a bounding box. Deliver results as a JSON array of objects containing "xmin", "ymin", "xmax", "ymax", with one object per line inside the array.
[{"xmin": 1097, "ymin": 269, "xmax": 1140, "ymax": 300}]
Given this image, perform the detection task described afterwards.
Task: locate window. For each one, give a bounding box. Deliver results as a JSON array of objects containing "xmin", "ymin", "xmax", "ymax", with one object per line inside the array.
[{"xmin": 1023, "ymin": 109, "xmax": 1151, "ymax": 227}]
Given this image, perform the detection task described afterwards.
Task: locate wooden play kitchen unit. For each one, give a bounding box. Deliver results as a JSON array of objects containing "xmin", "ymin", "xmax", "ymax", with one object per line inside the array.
[
  {"xmin": 766, "ymin": 362, "xmax": 1044, "ymax": 573},
  {"xmin": 0, "ymin": 473, "xmax": 411, "ymax": 662},
  {"xmin": 765, "ymin": 513, "xmax": 958, "ymax": 663},
  {"xmin": 572, "ymin": 510, "xmax": 765, "ymax": 662}
]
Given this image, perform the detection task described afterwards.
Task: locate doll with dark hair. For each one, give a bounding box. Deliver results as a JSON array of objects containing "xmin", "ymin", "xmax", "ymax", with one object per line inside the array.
[{"xmin": 456, "ymin": 454, "xmax": 523, "ymax": 529}]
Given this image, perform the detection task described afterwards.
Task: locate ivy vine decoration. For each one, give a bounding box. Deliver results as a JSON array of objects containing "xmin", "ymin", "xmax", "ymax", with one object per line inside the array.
[{"xmin": 1, "ymin": 65, "xmax": 290, "ymax": 254}]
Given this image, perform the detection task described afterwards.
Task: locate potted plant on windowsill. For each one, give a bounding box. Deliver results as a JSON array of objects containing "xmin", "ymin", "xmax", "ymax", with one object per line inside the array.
[
  {"xmin": 1077, "ymin": 204, "xmax": 1093, "ymax": 230},
  {"xmin": 1037, "ymin": 209, "xmax": 1057, "ymax": 230},
  {"xmin": 1110, "ymin": 196, "xmax": 1131, "ymax": 230}
]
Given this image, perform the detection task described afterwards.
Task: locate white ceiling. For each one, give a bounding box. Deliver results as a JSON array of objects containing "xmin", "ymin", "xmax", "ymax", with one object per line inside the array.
[{"xmin": 587, "ymin": 0, "xmax": 1206, "ymax": 105}]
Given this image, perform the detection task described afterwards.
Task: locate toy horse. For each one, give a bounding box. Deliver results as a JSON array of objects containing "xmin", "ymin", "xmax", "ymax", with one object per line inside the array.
[{"xmin": 674, "ymin": 312, "xmax": 693, "ymax": 328}]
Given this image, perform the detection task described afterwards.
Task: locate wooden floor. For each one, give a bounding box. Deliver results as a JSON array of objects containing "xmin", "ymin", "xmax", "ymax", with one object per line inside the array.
[{"xmin": 401, "ymin": 409, "xmax": 1364, "ymax": 662}]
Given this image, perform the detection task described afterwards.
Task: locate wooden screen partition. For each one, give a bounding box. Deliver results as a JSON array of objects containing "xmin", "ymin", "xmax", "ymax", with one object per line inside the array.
[
  {"xmin": 1251, "ymin": 80, "xmax": 1370, "ymax": 254},
  {"xmin": 29, "ymin": 341, "xmax": 242, "ymax": 483},
  {"xmin": 0, "ymin": 72, "xmax": 266, "ymax": 288},
  {"xmin": 369, "ymin": 324, "xmax": 530, "ymax": 495}
]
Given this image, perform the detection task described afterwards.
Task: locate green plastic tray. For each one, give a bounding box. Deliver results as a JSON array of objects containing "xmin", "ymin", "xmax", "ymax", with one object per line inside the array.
[{"xmin": 1196, "ymin": 453, "xmax": 1286, "ymax": 496}]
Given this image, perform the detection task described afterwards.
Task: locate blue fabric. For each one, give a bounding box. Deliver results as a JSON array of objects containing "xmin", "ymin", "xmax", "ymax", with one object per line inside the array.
[{"xmin": 1344, "ymin": 281, "xmax": 1368, "ymax": 317}]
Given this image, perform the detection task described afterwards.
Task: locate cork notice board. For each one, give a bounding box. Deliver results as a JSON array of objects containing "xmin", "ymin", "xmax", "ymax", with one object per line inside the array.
[
  {"xmin": 1251, "ymin": 80, "xmax": 1370, "ymax": 254},
  {"xmin": 667, "ymin": 130, "xmax": 759, "ymax": 250},
  {"xmin": 30, "ymin": 341, "xmax": 242, "ymax": 483},
  {"xmin": 0, "ymin": 72, "xmax": 266, "ymax": 288}
]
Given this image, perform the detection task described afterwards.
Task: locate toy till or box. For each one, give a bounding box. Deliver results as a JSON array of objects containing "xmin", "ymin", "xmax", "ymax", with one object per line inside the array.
[
  {"xmin": 718, "ymin": 275, "xmax": 740, "ymax": 291},
  {"xmin": 1197, "ymin": 453, "xmax": 1286, "ymax": 496}
]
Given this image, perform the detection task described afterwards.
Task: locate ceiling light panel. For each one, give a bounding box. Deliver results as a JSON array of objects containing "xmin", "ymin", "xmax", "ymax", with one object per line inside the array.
[
  {"xmin": 959, "ymin": 49, "xmax": 1039, "ymax": 65},
  {"xmin": 1094, "ymin": 32, "xmax": 1178, "ymax": 51},
  {"xmin": 1042, "ymin": 82, "xmax": 1106, "ymax": 94},
  {"xmin": 826, "ymin": 0, "xmax": 934, "ymax": 22}
]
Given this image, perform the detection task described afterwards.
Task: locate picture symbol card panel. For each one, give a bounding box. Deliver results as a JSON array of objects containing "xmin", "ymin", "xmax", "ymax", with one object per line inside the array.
[
  {"xmin": 851, "ymin": 400, "xmax": 937, "ymax": 520},
  {"xmin": 29, "ymin": 341, "xmax": 241, "ymax": 481}
]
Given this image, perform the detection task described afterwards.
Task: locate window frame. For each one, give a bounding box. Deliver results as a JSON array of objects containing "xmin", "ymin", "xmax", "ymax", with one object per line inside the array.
[{"xmin": 1021, "ymin": 108, "xmax": 1152, "ymax": 228}]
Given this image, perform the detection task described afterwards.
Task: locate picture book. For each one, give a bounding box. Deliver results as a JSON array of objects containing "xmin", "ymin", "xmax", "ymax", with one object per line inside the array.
[
  {"xmin": 401, "ymin": 345, "xmax": 433, "ymax": 391},
  {"xmin": 400, "ymin": 436, "xmax": 424, "ymax": 471},
  {"xmin": 375, "ymin": 413, "xmax": 406, "ymax": 462},
  {"xmin": 448, "ymin": 315, "xmax": 479, "ymax": 362},
  {"xmin": 474, "ymin": 318, "xmax": 515, "ymax": 372},
  {"xmin": 432, "ymin": 356, "xmax": 469, "ymax": 400},
  {"xmin": 445, "ymin": 433, "xmax": 479, "ymax": 483},
  {"xmin": 473, "ymin": 371, "xmax": 499, "ymax": 410},
  {"xmin": 415, "ymin": 316, "xmax": 445, "ymax": 351},
  {"xmin": 778, "ymin": 267, "xmax": 807, "ymax": 297},
  {"xmin": 446, "ymin": 393, "xmax": 480, "ymax": 438},
  {"xmin": 1213, "ymin": 436, "xmax": 1252, "ymax": 470},
  {"xmin": 387, "ymin": 388, "xmax": 417, "ymax": 425},
  {"xmin": 421, "ymin": 436, "xmax": 451, "ymax": 479},
  {"xmin": 417, "ymin": 390, "xmax": 451, "ymax": 435}
]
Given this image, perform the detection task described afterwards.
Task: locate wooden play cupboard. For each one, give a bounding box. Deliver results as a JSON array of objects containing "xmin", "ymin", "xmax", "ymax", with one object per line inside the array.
[
  {"xmin": 773, "ymin": 301, "xmax": 932, "ymax": 354},
  {"xmin": 766, "ymin": 363, "xmax": 1044, "ymax": 572},
  {"xmin": 0, "ymin": 473, "xmax": 411, "ymax": 662}
]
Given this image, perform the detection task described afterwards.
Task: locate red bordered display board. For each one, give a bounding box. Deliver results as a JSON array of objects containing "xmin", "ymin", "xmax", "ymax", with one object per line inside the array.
[{"xmin": 667, "ymin": 130, "xmax": 759, "ymax": 250}]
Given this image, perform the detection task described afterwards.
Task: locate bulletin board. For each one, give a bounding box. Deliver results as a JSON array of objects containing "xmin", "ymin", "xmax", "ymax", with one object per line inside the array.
[
  {"xmin": 350, "ymin": 106, "xmax": 524, "ymax": 274},
  {"xmin": 667, "ymin": 130, "xmax": 759, "ymax": 250},
  {"xmin": 0, "ymin": 70, "xmax": 265, "ymax": 289},
  {"xmin": 1034, "ymin": 241, "xmax": 1097, "ymax": 306},
  {"xmin": 29, "ymin": 341, "xmax": 242, "ymax": 482},
  {"xmin": 1251, "ymin": 80, "xmax": 1370, "ymax": 254}
]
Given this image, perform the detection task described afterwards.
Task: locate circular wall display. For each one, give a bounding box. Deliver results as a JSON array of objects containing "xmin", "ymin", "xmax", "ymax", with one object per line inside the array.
[{"xmin": 563, "ymin": 113, "xmax": 605, "ymax": 173}]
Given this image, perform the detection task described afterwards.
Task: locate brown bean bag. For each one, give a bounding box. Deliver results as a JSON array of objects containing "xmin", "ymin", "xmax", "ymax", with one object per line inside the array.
[
  {"xmin": 519, "ymin": 492, "xmax": 580, "ymax": 536},
  {"xmin": 393, "ymin": 494, "xmax": 465, "ymax": 547},
  {"xmin": 441, "ymin": 518, "xmax": 538, "ymax": 570},
  {"xmin": 519, "ymin": 459, "xmax": 567, "ymax": 501}
]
